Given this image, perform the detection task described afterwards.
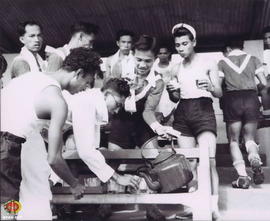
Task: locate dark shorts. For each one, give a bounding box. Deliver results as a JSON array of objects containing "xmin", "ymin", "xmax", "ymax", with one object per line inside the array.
[
  {"xmin": 108, "ymin": 110, "xmax": 156, "ymax": 149},
  {"xmin": 0, "ymin": 132, "xmax": 25, "ymax": 203},
  {"xmin": 173, "ymin": 98, "xmax": 217, "ymax": 137},
  {"xmin": 223, "ymin": 90, "xmax": 261, "ymax": 123}
]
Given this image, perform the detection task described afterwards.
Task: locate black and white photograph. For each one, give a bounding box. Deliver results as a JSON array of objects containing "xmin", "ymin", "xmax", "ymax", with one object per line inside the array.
[{"xmin": 1, "ymin": 0, "xmax": 270, "ymax": 220}]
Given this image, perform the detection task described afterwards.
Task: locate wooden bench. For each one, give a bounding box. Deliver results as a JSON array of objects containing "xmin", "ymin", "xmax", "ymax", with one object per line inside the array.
[{"xmin": 52, "ymin": 146, "xmax": 212, "ymax": 220}]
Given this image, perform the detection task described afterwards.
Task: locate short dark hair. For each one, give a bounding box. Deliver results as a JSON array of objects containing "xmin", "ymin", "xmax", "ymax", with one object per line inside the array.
[
  {"xmin": 173, "ymin": 27, "xmax": 194, "ymax": 41},
  {"xmin": 102, "ymin": 78, "xmax": 130, "ymax": 98},
  {"xmin": 134, "ymin": 35, "xmax": 157, "ymax": 55},
  {"xmin": 0, "ymin": 54, "xmax": 7, "ymax": 77},
  {"xmin": 262, "ymin": 26, "xmax": 270, "ymax": 35},
  {"xmin": 224, "ymin": 39, "xmax": 244, "ymax": 50},
  {"xmin": 116, "ymin": 29, "xmax": 135, "ymax": 41},
  {"xmin": 70, "ymin": 21, "xmax": 99, "ymax": 37},
  {"xmin": 18, "ymin": 21, "xmax": 42, "ymax": 36},
  {"xmin": 62, "ymin": 47, "xmax": 102, "ymax": 78}
]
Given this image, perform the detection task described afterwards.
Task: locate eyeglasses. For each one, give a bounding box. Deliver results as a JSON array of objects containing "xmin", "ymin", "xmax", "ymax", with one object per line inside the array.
[{"xmin": 110, "ymin": 93, "xmax": 123, "ymax": 108}]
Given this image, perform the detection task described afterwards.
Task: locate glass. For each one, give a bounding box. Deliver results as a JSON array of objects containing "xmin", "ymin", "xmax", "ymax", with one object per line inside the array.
[{"xmin": 110, "ymin": 93, "xmax": 122, "ymax": 108}]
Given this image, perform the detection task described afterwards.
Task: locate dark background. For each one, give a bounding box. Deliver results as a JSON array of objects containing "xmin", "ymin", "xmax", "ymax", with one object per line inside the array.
[{"xmin": 0, "ymin": 0, "xmax": 269, "ymax": 56}]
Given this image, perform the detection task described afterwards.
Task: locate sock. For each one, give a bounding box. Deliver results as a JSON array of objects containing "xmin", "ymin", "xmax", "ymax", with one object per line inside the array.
[
  {"xmin": 248, "ymin": 153, "xmax": 262, "ymax": 163},
  {"xmin": 233, "ymin": 160, "xmax": 247, "ymax": 177}
]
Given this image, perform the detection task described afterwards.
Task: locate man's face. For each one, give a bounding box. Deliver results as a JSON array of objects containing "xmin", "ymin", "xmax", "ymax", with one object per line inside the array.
[
  {"xmin": 78, "ymin": 33, "xmax": 96, "ymax": 49},
  {"xmin": 67, "ymin": 71, "xmax": 95, "ymax": 94},
  {"xmin": 174, "ymin": 35, "xmax": 196, "ymax": 59},
  {"xmin": 157, "ymin": 47, "xmax": 170, "ymax": 63},
  {"xmin": 117, "ymin": 35, "xmax": 133, "ymax": 55},
  {"xmin": 20, "ymin": 24, "xmax": 43, "ymax": 53},
  {"xmin": 264, "ymin": 32, "xmax": 270, "ymax": 49},
  {"xmin": 105, "ymin": 90, "xmax": 125, "ymax": 114},
  {"xmin": 134, "ymin": 49, "xmax": 155, "ymax": 77}
]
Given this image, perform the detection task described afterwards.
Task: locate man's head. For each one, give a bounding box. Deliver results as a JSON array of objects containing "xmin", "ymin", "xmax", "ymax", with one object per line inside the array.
[
  {"xmin": 70, "ymin": 22, "xmax": 99, "ymax": 49},
  {"xmin": 134, "ymin": 35, "xmax": 157, "ymax": 77},
  {"xmin": 157, "ymin": 43, "xmax": 171, "ymax": 64},
  {"xmin": 18, "ymin": 21, "xmax": 43, "ymax": 53},
  {"xmin": 62, "ymin": 47, "xmax": 102, "ymax": 94},
  {"xmin": 222, "ymin": 39, "xmax": 244, "ymax": 57},
  {"xmin": 172, "ymin": 23, "xmax": 196, "ymax": 59},
  {"xmin": 263, "ymin": 26, "xmax": 270, "ymax": 49},
  {"xmin": 102, "ymin": 78, "xmax": 130, "ymax": 114},
  {"xmin": 116, "ymin": 29, "xmax": 135, "ymax": 55}
]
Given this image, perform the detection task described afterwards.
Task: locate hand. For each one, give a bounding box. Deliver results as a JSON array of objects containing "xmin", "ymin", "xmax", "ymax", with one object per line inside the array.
[
  {"xmin": 114, "ymin": 173, "xmax": 140, "ymax": 190},
  {"xmin": 166, "ymin": 80, "xmax": 180, "ymax": 92},
  {"xmin": 70, "ymin": 181, "xmax": 85, "ymax": 200},
  {"xmin": 196, "ymin": 79, "xmax": 214, "ymax": 92},
  {"xmin": 155, "ymin": 126, "xmax": 170, "ymax": 140}
]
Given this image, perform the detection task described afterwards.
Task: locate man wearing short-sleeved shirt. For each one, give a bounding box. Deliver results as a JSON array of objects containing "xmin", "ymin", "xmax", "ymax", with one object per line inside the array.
[{"xmin": 218, "ymin": 40, "xmax": 267, "ymax": 189}]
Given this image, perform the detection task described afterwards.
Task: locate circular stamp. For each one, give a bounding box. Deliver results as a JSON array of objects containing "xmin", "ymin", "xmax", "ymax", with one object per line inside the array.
[{"xmin": 3, "ymin": 200, "xmax": 22, "ymax": 215}]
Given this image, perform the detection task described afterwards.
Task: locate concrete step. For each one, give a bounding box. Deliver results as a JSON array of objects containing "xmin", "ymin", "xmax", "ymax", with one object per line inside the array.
[{"xmin": 218, "ymin": 167, "xmax": 270, "ymax": 221}]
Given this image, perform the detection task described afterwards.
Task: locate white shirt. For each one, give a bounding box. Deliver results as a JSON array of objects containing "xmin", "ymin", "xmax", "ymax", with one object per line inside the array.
[
  {"xmin": 263, "ymin": 49, "xmax": 270, "ymax": 76},
  {"xmin": 62, "ymin": 89, "xmax": 114, "ymax": 183},
  {"xmin": 177, "ymin": 54, "xmax": 215, "ymax": 99},
  {"xmin": 1, "ymin": 72, "xmax": 60, "ymax": 138}
]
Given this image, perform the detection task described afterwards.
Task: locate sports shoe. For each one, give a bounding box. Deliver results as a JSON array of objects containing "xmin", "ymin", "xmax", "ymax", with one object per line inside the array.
[
  {"xmin": 232, "ymin": 176, "xmax": 251, "ymax": 189},
  {"xmin": 250, "ymin": 158, "xmax": 264, "ymax": 185}
]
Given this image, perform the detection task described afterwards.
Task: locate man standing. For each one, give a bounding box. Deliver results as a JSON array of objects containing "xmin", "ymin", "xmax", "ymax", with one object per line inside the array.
[
  {"xmin": 46, "ymin": 21, "xmax": 99, "ymax": 72},
  {"xmin": 105, "ymin": 29, "xmax": 135, "ymax": 81},
  {"xmin": 108, "ymin": 35, "xmax": 169, "ymax": 151},
  {"xmin": 218, "ymin": 40, "xmax": 266, "ymax": 189},
  {"xmin": 167, "ymin": 23, "xmax": 222, "ymax": 220},
  {"xmin": 1, "ymin": 48, "xmax": 100, "ymax": 220},
  {"xmin": 11, "ymin": 21, "xmax": 45, "ymax": 78}
]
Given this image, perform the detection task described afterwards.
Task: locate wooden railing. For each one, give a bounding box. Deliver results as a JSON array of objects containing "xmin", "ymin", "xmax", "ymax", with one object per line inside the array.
[{"xmin": 52, "ymin": 146, "xmax": 212, "ymax": 220}]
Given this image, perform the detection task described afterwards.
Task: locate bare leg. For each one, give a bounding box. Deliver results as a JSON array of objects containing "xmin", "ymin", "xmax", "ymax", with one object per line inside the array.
[{"xmin": 177, "ymin": 136, "xmax": 197, "ymax": 190}]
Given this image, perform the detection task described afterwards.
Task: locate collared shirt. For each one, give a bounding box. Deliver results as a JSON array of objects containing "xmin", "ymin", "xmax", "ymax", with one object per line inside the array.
[
  {"xmin": 11, "ymin": 47, "xmax": 45, "ymax": 78},
  {"xmin": 62, "ymin": 89, "xmax": 114, "ymax": 183},
  {"xmin": 105, "ymin": 50, "xmax": 136, "ymax": 80},
  {"xmin": 218, "ymin": 49, "xmax": 264, "ymax": 91},
  {"xmin": 263, "ymin": 49, "xmax": 270, "ymax": 76}
]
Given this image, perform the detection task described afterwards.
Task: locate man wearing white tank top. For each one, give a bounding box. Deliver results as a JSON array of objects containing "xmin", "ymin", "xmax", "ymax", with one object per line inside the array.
[
  {"xmin": 0, "ymin": 48, "xmax": 100, "ymax": 220},
  {"xmin": 167, "ymin": 23, "xmax": 222, "ymax": 220}
]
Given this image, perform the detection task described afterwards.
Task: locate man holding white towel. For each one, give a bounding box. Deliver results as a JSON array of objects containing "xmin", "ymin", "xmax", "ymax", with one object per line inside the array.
[{"xmin": 11, "ymin": 21, "xmax": 45, "ymax": 78}]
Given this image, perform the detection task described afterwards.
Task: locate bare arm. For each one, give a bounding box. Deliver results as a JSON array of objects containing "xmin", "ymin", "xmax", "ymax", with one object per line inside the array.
[
  {"xmin": 36, "ymin": 86, "xmax": 84, "ymax": 198},
  {"xmin": 11, "ymin": 59, "xmax": 30, "ymax": 78},
  {"xmin": 208, "ymin": 60, "xmax": 223, "ymax": 98}
]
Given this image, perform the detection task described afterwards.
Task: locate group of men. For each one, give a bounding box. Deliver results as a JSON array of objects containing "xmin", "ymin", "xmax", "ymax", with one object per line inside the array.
[{"xmin": 1, "ymin": 19, "xmax": 270, "ymax": 221}]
